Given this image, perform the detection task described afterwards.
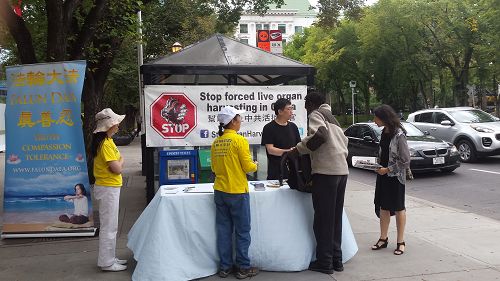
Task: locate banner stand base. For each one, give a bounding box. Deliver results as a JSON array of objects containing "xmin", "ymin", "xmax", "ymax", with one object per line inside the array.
[{"xmin": 1, "ymin": 228, "xmax": 97, "ymax": 239}]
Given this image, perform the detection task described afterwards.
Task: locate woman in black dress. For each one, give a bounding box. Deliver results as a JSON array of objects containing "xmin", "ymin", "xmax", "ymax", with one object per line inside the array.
[{"xmin": 371, "ymin": 105, "xmax": 410, "ymax": 255}]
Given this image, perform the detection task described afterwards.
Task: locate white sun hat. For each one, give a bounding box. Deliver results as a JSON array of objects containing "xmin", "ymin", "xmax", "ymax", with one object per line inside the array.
[
  {"xmin": 217, "ymin": 106, "xmax": 245, "ymax": 126},
  {"xmin": 93, "ymin": 108, "xmax": 125, "ymax": 133}
]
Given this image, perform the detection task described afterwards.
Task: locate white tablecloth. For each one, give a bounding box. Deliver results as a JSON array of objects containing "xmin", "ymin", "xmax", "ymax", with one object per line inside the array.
[{"xmin": 127, "ymin": 182, "xmax": 358, "ymax": 281}]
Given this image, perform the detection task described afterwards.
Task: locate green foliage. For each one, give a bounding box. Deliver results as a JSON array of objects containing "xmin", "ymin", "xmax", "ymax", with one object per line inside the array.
[
  {"xmin": 316, "ymin": 0, "xmax": 365, "ymax": 27},
  {"xmin": 286, "ymin": 0, "xmax": 499, "ymax": 114},
  {"xmin": 142, "ymin": 0, "xmax": 217, "ymax": 58},
  {"xmin": 102, "ymin": 38, "xmax": 139, "ymax": 115}
]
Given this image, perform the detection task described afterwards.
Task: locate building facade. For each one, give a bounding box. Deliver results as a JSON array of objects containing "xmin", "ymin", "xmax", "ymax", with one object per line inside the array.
[{"xmin": 235, "ymin": 0, "xmax": 317, "ymax": 47}]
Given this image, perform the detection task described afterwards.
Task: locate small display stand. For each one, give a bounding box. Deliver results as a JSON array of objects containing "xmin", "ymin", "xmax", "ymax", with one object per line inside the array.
[
  {"xmin": 198, "ymin": 149, "xmax": 212, "ymax": 183},
  {"xmin": 159, "ymin": 150, "xmax": 198, "ymax": 185}
]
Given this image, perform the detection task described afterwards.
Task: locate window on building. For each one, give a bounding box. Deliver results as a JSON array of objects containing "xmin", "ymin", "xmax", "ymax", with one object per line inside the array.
[
  {"xmin": 240, "ymin": 24, "xmax": 248, "ymax": 33},
  {"xmin": 282, "ymin": 39, "xmax": 287, "ymax": 45},
  {"xmin": 278, "ymin": 24, "xmax": 286, "ymax": 34},
  {"xmin": 295, "ymin": 26, "xmax": 303, "ymax": 34},
  {"xmin": 240, "ymin": 38, "xmax": 249, "ymax": 44},
  {"xmin": 256, "ymin": 23, "xmax": 270, "ymax": 31}
]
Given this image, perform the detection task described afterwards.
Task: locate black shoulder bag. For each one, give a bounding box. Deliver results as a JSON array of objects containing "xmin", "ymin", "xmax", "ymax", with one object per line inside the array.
[{"xmin": 279, "ymin": 151, "xmax": 312, "ymax": 193}]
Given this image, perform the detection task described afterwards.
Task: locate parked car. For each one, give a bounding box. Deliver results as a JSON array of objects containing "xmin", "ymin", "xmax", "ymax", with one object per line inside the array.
[
  {"xmin": 344, "ymin": 122, "xmax": 461, "ymax": 173},
  {"xmin": 407, "ymin": 107, "xmax": 500, "ymax": 162}
]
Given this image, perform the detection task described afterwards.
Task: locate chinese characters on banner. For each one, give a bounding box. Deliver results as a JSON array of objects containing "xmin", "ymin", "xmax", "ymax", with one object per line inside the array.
[
  {"xmin": 2, "ymin": 61, "xmax": 94, "ymax": 237},
  {"xmin": 145, "ymin": 85, "xmax": 307, "ymax": 147}
]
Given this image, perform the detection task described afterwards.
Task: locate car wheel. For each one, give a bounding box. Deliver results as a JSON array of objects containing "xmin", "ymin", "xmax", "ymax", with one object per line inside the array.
[
  {"xmin": 456, "ymin": 139, "xmax": 477, "ymax": 163},
  {"xmin": 441, "ymin": 167, "xmax": 457, "ymax": 173}
]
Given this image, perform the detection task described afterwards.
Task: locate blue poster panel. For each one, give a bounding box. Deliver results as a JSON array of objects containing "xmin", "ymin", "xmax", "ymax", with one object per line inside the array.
[{"xmin": 2, "ymin": 61, "xmax": 94, "ymax": 236}]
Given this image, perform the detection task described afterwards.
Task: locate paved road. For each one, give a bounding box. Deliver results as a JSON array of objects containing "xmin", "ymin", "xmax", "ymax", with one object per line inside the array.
[{"xmin": 348, "ymin": 156, "xmax": 500, "ymax": 221}]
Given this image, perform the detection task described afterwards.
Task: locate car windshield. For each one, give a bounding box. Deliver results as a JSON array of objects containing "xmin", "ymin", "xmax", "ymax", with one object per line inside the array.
[
  {"xmin": 402, "ymin": 122, "xmax": 425, "ymax": 137},
  {"xmin": 370, "ymin": 125, "xmax": 382, "ymax": 140},
  {"xmin": 370, "ymin": 123, "xmax": 424, "ymax": 138},
  {"xmin": 448, "ymin": 109, "xmax": 498, "ymax": 123}
]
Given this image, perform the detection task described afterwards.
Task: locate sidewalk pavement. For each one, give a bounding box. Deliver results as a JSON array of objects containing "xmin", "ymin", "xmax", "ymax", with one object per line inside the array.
[{"xmin": 1, "ymin": 138, "xmax": 500, "ymax": 281}]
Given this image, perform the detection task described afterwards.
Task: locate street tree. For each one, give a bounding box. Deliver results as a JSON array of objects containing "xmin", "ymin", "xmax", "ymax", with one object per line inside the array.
[
  {"xmin": 0, "ymin": 0, "xmax": 284, "ymax": 157},
  {"xmin": 316, "ymin": 0, "xmax": 365, "ymax": 27}
]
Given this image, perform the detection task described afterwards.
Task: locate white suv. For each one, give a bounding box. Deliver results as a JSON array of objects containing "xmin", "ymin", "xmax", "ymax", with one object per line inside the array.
[{"xmin": 407, "ymin": 107, "xmax": 500, "ymax": 162}]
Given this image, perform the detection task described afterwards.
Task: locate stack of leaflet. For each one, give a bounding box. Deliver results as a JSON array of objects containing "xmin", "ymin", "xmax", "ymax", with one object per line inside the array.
[
  {"xmin": 184, "ymin": 184, "xmax": 214, "ymax": 193},
  {"xmin": 160, "ymin": 185, "xmax": 182, "ymax": 196},
  {"xmin": 266, "ymin": 180, "xmax": 282, "ymax": 188},
  {"xmin": 352, "ymin": 156, "xmax": 382, "ymax": 171}
]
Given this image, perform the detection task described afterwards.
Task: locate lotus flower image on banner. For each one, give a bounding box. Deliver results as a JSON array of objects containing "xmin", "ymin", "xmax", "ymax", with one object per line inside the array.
[{"xmin": 2, "ymin": 60, "xmax": 94, "ymax": 237}]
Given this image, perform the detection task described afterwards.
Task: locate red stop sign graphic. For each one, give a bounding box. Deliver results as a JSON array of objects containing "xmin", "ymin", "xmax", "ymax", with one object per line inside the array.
[{"xmin": 150, "ymin": 93, "xmax": 197, "ymax": 139}]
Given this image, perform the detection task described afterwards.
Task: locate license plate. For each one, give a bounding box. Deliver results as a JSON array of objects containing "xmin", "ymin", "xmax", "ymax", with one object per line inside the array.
[{"xmin": 433, "ymin": 157, "xmax": 445, "ymax": 165}]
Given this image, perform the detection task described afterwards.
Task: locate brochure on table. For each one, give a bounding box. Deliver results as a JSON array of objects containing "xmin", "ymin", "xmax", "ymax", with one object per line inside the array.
[{"xmin": 160, "ymin": 181, "xmax": 288, "ymax": 196}]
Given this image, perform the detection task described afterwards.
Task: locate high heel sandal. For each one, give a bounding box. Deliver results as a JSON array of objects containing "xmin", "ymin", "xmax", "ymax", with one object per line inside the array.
[
  {"xmin": 371, "ymin": 237, "xmax": 388, "ymax": 250},
  {"xmin": 394, "ymin": 242, "xmax": 405, "ymax": 255}
]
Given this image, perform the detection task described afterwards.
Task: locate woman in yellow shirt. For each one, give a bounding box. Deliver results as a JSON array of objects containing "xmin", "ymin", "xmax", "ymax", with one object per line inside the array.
[
  {"xmin": 91, "ymin": 108, "xmax": 128, "ymax": 272},
  {"xmin": 211, "ymin": 106, "xmax": 259, "ymax": 279}
]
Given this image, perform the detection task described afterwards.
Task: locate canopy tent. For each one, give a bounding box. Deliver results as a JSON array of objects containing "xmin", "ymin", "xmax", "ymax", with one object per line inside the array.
[
  {"xmin": 141, "ymin": 33, "xmax": 315, "ymax": 86},
  {"xmin": 140, "ymin": 33, "xmax": 316, "ymax": 202}
]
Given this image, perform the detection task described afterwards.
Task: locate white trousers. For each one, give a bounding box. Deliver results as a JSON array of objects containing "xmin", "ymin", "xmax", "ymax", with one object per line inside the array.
[{"xmin": 94, "ymin": 185, "xmax": 121, "ymax": 267}]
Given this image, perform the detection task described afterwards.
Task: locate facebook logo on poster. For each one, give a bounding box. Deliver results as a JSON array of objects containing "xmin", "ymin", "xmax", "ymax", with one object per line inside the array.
[
  {"xmin": 298, "ymin": 127, "xmax": 304, "ymax": 136},
  {"xmin": 200, "ymin": 129, "xmax": 209, "ymax": 138}
]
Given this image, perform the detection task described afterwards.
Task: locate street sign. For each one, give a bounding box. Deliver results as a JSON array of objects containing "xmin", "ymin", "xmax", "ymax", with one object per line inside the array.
[
  {"xmin": 270, "ymin": 41, "xmax": 282, "ymax": 54},
  {"xmin": 150, "ymin": 93, "xmax": 197, "ymax": 139},
  {"xmin": 466, "ymin": 84, "xmax": 476, "ymax": 97},
  {"xmin": 269, "ymin": 30, "xmax": 283, "ymax": 54},
  {"xmin": 466, "ymin": 84, "xmax": 476, "ymax": 107}
]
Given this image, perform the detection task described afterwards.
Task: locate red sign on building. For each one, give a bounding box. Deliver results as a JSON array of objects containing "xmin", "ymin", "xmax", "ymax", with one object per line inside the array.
[
  {"xmin": 257, "ymin": 30, "xmax": 270, "ymax": 52},
  {"xmin": 269, "ymin": 30, "xmax": 282, "ymax": 41},
  {"xmin": 150, "ymin": 93, "xmax": 197, "ymax": 139},
  {"xmin": 257, "ymin": 30, "xmax": 282, "ymax": 54}
]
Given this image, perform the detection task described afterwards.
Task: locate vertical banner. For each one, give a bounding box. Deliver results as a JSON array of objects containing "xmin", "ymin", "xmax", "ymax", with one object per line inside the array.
[
  {"xmin": 145, "ymin": 85, "xmax": 307, "ymax": 147},
  {"xmin": 2, "ymin": 61, "xmax": 95, "ymax": 238}
]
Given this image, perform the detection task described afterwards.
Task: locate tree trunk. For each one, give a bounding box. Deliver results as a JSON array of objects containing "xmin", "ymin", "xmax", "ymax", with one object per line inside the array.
[
  {"xmin": 494, "ymin": 75, "xmax": 499, "ymax": 118},
  {"xmin": 0, "ymin": 0, "xmax": 37, "ymax": 63},
  {"xmin": 419, "ymin": 79, "xmax": 429, "ymax": 109},
  {"xmin": 409, "ymin": 80, "xmax": 418, "ymax": 112},
  {"xmin": 453, "ymin": 80, "xmax": 467, "ymax": 106},
  {"xmin": 46, "ymin": 0, "xmax": 66, "ymax": 61},
  {"xmin": 82, "ymin": 71, "xmax": 101, "ymax": 159},
  {"xmin": 438, "ymin": 70, "xmax": 446, "ymax": 107},
  {"xmin": 339, "ymin": 89, "xmax": 346, "ymax": 115},
  {"xmin": 429, "ymin": 72, "xmax": 435, "ymax": 108}
]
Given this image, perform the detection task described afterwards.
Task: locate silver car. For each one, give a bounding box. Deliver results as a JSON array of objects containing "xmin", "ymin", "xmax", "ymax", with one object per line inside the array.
[{"xmin": 407, "ymin": 107, "xmax": 500, "ymax": 162}]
